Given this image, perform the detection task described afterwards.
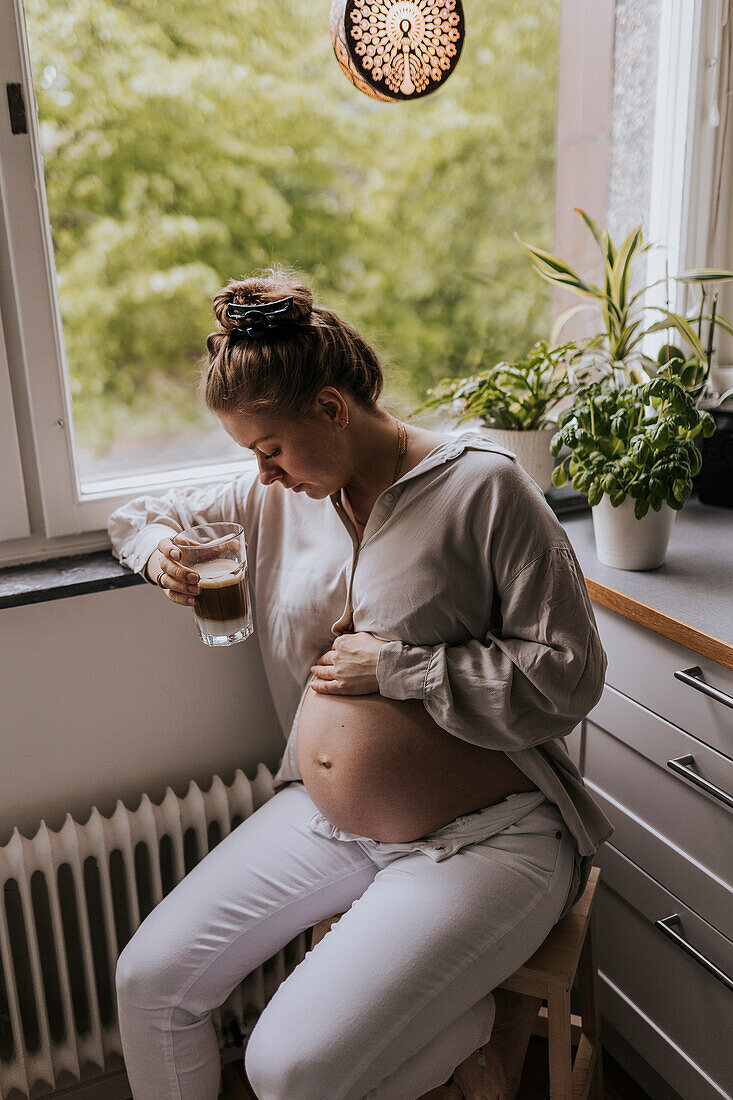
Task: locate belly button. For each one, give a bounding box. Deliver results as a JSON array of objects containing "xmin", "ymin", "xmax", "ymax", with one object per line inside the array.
[{"xmin": 319, "ymin": 758, "xmax": 333, "ymax": 769}]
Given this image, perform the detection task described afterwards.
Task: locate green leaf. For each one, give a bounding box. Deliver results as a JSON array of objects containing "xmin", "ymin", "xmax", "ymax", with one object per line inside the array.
[
  {"xmin": 689, "ymin": 447, "xmax": 702, "ymax": 476},
  {"xmin": 646, "ymin": 309, "xmax": 707, "ymax": 360},
  {"xmin": 699, "ymin": 313, "xmax": 733, "ymax": 338},
  {"xmin": 515, "ymin": 235, "xmax": 602, "ymax": 295},
  {"xmin": 575, "ymin": 208, "xmax": 606, "ymax": 256},
  {"xmin": 614, "ymin": 225, "xmax": 643, "ymax": 309},
  {"xmin": 672, "ymin": 478, "xmax": 687, "ymax": 502},
  {"xmin": 587, "ymin": 483, "xmax": 604, "ymax": 507},
  {"xmin": 615, "ymin": 318, "xmax": 644, "ymax": 355},
  {"xmin": 656, "ymin": 343, "xmax": 686, "ymax": 364},
  {"xmin": 551, "ymin": 463, "xmax": 569, "ymax": 488},
  {"xmin": 677, "ymin": 268, "xmax": 733, "ymax": 283}
]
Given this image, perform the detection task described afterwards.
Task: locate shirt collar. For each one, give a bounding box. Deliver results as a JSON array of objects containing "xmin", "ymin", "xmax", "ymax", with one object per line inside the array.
[
  {"xmin": 328, "ymin": 429, "xmax": 516, "ymax": 515},
  {"xmin": 396, "ymin": 429, "xmax": 516, "ymax": 484}
]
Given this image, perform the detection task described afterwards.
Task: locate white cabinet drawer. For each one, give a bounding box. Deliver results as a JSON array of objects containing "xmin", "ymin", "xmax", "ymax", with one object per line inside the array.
[
  {"xmin": 587, "ymin": 780, "xmax": 733, "ymax": 944},
  {"xmin": 580, "ymin": 685, "xmax": 733, "ymax": 937},
  {"xmin": 594, "ymin": 604, "xmax": 733, "ymax": 760},
  {"xmin": 595, "ymin": 843, "xmax": 733, "ymax": 1100}
]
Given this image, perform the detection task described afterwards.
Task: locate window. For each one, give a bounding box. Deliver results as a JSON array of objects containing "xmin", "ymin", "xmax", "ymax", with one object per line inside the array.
[
  {"xmin": 645, "ymin": 1, "xmax": 733, "ymax": 385},
  {"xmin": 1, "ymin": 0, "xmax": 563, "ymax": 564}
]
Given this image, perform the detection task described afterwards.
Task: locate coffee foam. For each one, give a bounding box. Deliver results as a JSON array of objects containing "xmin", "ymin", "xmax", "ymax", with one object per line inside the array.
[{"xmin": 193, "ymin": 559, "xmax": 245, "ymax": 589}]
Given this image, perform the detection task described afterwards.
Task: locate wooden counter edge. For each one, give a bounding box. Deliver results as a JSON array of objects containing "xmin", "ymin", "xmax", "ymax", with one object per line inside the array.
[{"xmin": 585, "ymin": 577, "xmax": 733, "ymax": 673}]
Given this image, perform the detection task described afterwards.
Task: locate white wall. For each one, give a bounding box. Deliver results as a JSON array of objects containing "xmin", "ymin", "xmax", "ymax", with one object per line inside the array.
[{"xmin": 0, "ymin": 583, "xmax": 283, "ymax": 848}]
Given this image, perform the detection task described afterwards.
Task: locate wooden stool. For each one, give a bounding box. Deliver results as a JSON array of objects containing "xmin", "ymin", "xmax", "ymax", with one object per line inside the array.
[{"xmin": 310, "ymin": 865, "xmax": 603, "ymax": 1099}]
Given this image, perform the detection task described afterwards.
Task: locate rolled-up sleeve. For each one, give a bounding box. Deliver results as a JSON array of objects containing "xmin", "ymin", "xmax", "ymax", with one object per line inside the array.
[
  {"xmin": 107, "ymin": 469, "xmax": 261, "ymax": 577},
  {"xmin": 376, "ymin": 546, "xmax": 607, "ymax": 751}
]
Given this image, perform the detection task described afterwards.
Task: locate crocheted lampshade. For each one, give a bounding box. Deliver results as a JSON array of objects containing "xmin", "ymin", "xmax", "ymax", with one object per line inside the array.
[{"xmin": 330, "ymin": 0, "xmax": 465, "ymax": 102}]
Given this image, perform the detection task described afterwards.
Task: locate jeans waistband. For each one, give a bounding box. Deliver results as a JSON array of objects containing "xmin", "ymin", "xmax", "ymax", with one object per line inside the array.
[{"xmin": 306, "ymin": 789, "xmax": 551, "ymax": 862}]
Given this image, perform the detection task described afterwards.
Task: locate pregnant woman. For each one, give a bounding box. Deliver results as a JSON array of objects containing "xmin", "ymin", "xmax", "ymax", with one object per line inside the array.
[{"xmin": 109, "ymin": 268, "xmax": 613, "ymax": 1100}]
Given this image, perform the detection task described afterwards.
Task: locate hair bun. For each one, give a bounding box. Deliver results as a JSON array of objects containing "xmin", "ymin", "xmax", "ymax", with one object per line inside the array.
[{"xmin": 213, "ymin": 265, "xmax": 314, "ymax": 335}]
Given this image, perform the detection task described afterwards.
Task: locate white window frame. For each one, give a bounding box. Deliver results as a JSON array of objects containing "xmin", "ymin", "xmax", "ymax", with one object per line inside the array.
[
  {"xmin": 0, "ymin": 302, "xmax": 29, "ymax": 543},
  {"xmin": 0, "ymin": 0, "xmax": 253, "ymax": 568},
  {"xmin": 645, "ymin": 0, "xmax": 728, "ymax": 355}
]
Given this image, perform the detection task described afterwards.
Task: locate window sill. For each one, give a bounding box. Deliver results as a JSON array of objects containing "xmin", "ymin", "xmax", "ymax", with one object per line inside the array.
[
  {"xmin": 0, "ymin": 551, "xmax": 143, "ymax": 610},
  {"xmin": 0, "ymin": 482, "xmax": 589, "ymax": 610}
]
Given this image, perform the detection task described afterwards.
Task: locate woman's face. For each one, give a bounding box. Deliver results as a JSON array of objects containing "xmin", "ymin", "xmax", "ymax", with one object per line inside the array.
[{"xmin": 218, "ymin": 395, "xmax": 346, "ymax": 499}]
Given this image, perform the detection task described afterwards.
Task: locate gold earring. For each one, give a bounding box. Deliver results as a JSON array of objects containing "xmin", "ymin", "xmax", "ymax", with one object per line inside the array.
[{"xmin": 340, "ymin": 415, "xmax": 349, "ymax": 431}]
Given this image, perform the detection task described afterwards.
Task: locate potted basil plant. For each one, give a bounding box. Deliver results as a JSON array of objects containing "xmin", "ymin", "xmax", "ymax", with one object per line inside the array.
[
  {"xmin": 414, "ymin": 340, "xmax": 593, "ymax": 492},
  {"xmin": 550, "ymin": 363, "xmax": 716, "ymax": 569}
]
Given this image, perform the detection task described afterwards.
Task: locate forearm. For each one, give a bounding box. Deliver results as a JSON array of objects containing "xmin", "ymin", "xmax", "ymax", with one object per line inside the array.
[
  {"xmin": 377, "ymin": 634, "xmax": 606, "ymax": 751},
  {"xmin": 144, "ymin": 550, "xmax": 163, "ymax": 583},
  {"xmin": 376, "ymin": 546, "xmax": 608, "ymax": 751}
]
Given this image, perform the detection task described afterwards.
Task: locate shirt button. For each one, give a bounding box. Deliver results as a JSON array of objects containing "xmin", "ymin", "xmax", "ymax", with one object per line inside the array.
[{"xmin": 385, "ymin": 492, "xmax": 394, "ymax": 503}]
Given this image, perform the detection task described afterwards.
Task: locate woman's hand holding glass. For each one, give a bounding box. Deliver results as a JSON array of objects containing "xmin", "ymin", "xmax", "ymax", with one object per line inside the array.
[
  {"xmin": 145, "ymin": 534, "xmax": 250, "ymax": 609},
  {"xmin": 145, "ymin": 538, "xmax": 201, "ymax": 605},
  {"xmin": 146, "ymin": 539, "xmax": 379, "ymax": 670},
  {"xmin": 310, "ymin": 631, "xmax": 384, "ymax": 695}
]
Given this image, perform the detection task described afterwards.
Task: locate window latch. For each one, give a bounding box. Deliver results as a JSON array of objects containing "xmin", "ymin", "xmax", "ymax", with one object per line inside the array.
[{"xmin": 6, "ymin": 83, "xmax": 28, "ymax": 135}]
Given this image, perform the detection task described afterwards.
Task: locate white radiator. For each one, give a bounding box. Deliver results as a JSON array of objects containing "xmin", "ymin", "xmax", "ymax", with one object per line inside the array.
[{"xmin": 0, "ymin": 765, "xmax": 307, "ymax": 1099}]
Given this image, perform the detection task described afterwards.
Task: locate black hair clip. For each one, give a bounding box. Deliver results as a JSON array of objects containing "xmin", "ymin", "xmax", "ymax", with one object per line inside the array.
[{"xmin": 225, "ymin": 295, "xmax": 294, "ymax": 339}]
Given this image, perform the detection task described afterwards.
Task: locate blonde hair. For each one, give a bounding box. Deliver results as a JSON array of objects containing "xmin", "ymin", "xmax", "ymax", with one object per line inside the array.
[{"xmin": 198, "ymin": 265, "xmax": 383, "ymax": 419}]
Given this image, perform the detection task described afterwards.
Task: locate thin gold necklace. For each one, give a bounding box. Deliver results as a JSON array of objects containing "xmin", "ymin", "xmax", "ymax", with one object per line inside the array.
[
  {"xmin": 348, "ymin": 418, "xmax": 407, "ymax": 528},
  {"xmin": 392, "ymin": 418, "xmax": 407, "ymax": 484}
]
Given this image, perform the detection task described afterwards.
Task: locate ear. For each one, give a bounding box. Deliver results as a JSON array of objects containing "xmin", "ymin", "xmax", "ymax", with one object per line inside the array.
[{"xmin": 316, "ymin": 386, "xmax": 347, "ymax": 425}]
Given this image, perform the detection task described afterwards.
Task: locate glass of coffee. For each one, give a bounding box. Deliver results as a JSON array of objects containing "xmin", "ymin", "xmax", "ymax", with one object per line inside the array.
[{"xmin": 172, "ymin": 522, "xmax": 253, "ymax": 647}]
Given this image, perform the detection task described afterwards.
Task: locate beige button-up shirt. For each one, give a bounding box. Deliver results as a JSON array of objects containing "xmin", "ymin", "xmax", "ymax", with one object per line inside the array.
[{"xmin": 108, "ymin": 430, "xmax": 614, "ymax": 904}]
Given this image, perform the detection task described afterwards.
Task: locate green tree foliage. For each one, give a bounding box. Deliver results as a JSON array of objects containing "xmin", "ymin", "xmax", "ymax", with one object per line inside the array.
[{"xmin": 25, "ymin": 0, "xmax": 559, "ymax": 455}]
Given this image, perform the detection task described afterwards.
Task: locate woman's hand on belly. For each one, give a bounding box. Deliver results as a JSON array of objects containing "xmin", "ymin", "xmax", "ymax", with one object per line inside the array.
[{"xmin": 310, "ymin": 631, "xmax": 384, "ymax": 695}]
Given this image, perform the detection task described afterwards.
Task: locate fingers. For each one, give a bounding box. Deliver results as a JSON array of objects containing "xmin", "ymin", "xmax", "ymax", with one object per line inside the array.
[
  {"xmin": 310, "ymin": 677, "xmax": 346, "ymax": 694},
  {"xmin": 311, "ymin": 649, "xmax": 338, "ymax": 676},
  {"xmin": 156, "ymin": 538, "xmax": 200, "ymax": 606},
  {"xmin": 310, "ymin": 660, "xmax": 340, "ymax": 693}
]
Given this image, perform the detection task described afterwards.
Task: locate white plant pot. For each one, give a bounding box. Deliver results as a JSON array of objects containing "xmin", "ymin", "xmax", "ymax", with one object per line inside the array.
[
  {"xmin": 482, "ymin": 427, "xmax": 556, "ymax": 493},
  {"xmin": 591, "ymin": 494, "xmax": 678, "ymax": 570}
]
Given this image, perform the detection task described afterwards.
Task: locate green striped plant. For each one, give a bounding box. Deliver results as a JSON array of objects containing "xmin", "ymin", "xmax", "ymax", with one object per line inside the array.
[{"xmin": 517, "ymin": 208, "xmax": 733, "ymax": 398}]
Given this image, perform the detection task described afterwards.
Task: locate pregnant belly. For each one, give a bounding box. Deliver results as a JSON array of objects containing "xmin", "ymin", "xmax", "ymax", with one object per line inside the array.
[{"xmin": 296, "ymin": 688, "xmax": 539, "ymax": 843}]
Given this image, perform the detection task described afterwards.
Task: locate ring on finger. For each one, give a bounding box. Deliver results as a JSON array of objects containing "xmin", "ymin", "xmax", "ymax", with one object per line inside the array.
[{"xmin": 155, "ymin": 570, "xmax": 166, "ymax": 589}]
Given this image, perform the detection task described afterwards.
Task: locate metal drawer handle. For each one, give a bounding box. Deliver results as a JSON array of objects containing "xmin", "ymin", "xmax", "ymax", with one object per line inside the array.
[
  {"xmin": 666, "ymin": 754, "xmax": 733, "ymax": 810},
  {"xmin": 673, "ymin": 665, "xmax": 733, "ymax": 710},
  {"xmin": 655, "ymin": 914, "xmax": 733, "ymax": 992}
]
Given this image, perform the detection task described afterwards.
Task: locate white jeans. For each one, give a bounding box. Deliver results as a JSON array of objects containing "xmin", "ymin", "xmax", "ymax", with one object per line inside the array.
[{"xmin": 116, "ymin": 781, "xmax": 579, "ymax": 1100}]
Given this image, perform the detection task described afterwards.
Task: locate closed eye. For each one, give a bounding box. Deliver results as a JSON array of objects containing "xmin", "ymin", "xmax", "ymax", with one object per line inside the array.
[{"xmin": 262, "ymin": 447, "xmax": 281, "ymax": 460}]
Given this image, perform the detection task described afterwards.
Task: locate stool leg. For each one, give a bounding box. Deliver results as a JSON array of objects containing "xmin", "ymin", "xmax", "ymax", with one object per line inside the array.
[
  {"xmin": 591, "ymin": 1046, "xmax": 605, "ymax": 1100},
  {"xmin": 546, "ymin": 984, "xmax": 573, "ymax": 1100},
  {"xmin": 309, "ymin": 913, "xmax": 344, "ymax": 951},
  {"xmin": 578, "ymin": 909, "xmax": 601, "ymax": 1042},
  {"xmin": 578, "ymin": 909, "xmax": 605, "ymax": 1099}
]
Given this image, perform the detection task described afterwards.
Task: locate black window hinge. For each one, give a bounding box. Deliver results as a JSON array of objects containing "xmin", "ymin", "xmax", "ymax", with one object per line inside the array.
[{"xmin": 6, "ymin": 83, "xmax": 28, "ymax": 135}]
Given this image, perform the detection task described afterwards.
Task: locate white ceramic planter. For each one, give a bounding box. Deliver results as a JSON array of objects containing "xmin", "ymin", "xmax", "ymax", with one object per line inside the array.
[
  {"xmin": 591, "ymin": 493, "xmax": 678, "ymax": 570},
  {"xmin": 483, "ymin": 427, "xmax": 556, "ymax": 493}
]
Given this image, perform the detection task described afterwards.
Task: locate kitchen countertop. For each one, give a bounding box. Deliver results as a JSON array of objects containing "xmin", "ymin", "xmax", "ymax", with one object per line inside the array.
[{"xmin": 559, "ymin": 497, "xmax": 733, "ymax": 670}]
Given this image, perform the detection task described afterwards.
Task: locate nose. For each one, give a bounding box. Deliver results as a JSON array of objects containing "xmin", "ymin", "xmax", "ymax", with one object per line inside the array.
[{"xmin": 257, "ymin": 455, "xmax": 281, "ymax": 486}]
